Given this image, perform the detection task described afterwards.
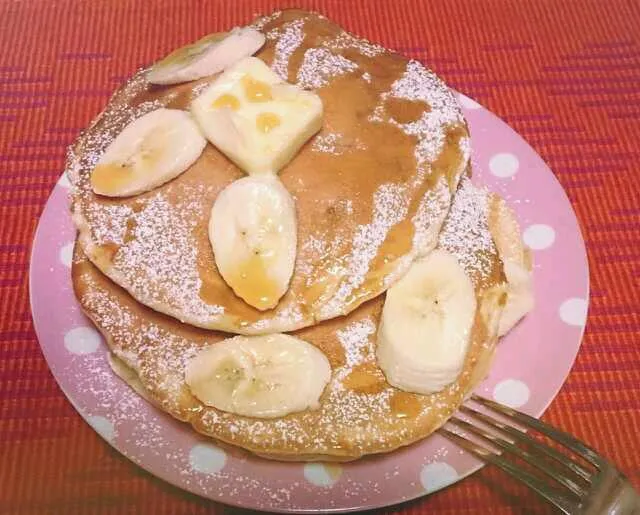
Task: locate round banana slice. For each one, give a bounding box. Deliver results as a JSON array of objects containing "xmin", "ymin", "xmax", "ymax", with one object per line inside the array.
[
  {"xmin": 376, "ymin": 249, "xmax": 477, "ymax": 394},
  {"xmin": 209, "ymin": 175, "xmax": 297, "ymax": 311},
  {"xmin": 90, "ymin": 108, "xmax": 206, "ymax": 197},
  {"xmin": 185, "ymin": 334, "xmax": 331, "ymax": 419},
  {"xmin": 147, "ymin": 27, "xmax": 266, "ymax": 85}
]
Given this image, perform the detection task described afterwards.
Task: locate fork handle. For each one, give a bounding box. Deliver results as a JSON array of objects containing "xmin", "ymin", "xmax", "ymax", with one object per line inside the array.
[
  {"xmin": 606, "ymin": 482, "xmax": 640, "ymax": 515},
  {"xmin": 584, "ymin": 474, "xmax": 640, "ymax": 514}
]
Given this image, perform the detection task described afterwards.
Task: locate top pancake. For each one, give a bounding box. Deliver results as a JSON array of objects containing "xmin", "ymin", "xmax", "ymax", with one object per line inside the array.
[{"xmin": 68, "ymin": 9, "xmax": 470, "ymax": 334}]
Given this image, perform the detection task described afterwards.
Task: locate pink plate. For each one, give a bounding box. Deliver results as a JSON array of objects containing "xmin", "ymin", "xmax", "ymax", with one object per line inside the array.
[{"xmin": 30, "ymin": 94, "xmax": 589, "ymax": 513}]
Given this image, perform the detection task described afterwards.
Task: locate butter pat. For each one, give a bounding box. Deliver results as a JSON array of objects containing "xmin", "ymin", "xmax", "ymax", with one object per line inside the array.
[{"xmin": 191, "ymin": 57, "xmax": 323, "ymax": 175}]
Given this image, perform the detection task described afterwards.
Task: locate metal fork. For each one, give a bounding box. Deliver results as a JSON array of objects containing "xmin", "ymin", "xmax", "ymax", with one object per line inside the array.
[{"xmin": 438, "ymin": 395, "xmax": 640, "ymax": 514}]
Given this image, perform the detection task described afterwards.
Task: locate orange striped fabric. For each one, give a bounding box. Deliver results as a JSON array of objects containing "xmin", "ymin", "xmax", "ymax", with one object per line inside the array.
[{"xmin": 1, "ymin": 1, "xmax": 639, "ymax": 513}]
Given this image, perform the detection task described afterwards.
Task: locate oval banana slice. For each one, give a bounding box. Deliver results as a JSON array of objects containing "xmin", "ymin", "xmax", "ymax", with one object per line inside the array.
[
  {"xmin": 376, "ymin": 249, "xmax": 477, "ymax": 394},
  {"xmin": 487, "ymin": 194, "xmax": 534, "ymax": 336},
  {"xmin": 209, "ymin": 175, "xmax": 297, "ymax": 310},
  {"xmin": 147, "ymin": 27, "xmax": 265, "ymax": 85},
  {"xmin": 498, "ymin": 260, "xmax": 535, "ymax": 336},
  {"xmin": 90, "ymin": 108, "xmax": 206, "ymax": 197},
  {"xmin": 185, "ymin": 334, "xmax": 331, "ymax": 418}
]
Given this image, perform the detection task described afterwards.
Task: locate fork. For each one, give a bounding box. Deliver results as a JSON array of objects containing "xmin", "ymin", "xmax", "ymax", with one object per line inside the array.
[{"xmin": 438, "ymin": 395, "xmax": 640, "ymax": 514}]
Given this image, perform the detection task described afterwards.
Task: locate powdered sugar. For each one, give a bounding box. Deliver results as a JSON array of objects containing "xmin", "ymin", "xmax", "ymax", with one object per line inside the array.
[
  {"xmin": 319, "ymin": 183, "xmax": 410, "ymax": 318},
  {"xmin": 86, "ymin": 202, "xmax": 133, "ymax": 245},
  {"xmin": 311, "ymin": 132, "xmax": 342, "ymax": 154},
  {"xmin": 249, "ymin": 10, "xmax": 282, "ymax": 31},
  {"xmin": 297, "ymin": 48, "xmax": 358, "ymax": 89},
  {"xmin": 373, "ymin": 60, "xmax": 464, "ymax": 166},
  {"xmin": 190, "ymin": 80, "xmax": 215, "ymax": 99},
  {"xmin": 301, "ymin": 232, "xmax": 329, "ymax": 261},
  {"xmin": 311, "ymin": 132, "xmax": 366, "ymax": 155},
  {"xmin": 80, "ymin": 273, "xmax": 201, "ymax": 413},
  {"xmin": 412, "ymin": 177, "xmax": 451, "ymax": 255},
  {"xmin": 438, "ymin": 177, "xmax": 495, "ymax": 279},
  {"xmin": 337, "ymin": 317, "xmax": 376, "ymax": 369},
  {"xmin": 270, "ymin": 19, "xmax": 305, "ymax": 81},
  {"xmin": 458, "ymin": 136, "xmax": 471, "ymax": 165},
  {"xmin": 325, "ymin": 31, "xmax": 385, "ymax": 58},
  {"xmin": 69, "ymin": 342, "xmax": 171, "ymax": 452},
  {"xmin": 116, "ymin": 191, "xmax": 224, "ymax": 321},
  {"xmin": 83, "ymin": 282, "xmax": 134, "ymax": 337}
]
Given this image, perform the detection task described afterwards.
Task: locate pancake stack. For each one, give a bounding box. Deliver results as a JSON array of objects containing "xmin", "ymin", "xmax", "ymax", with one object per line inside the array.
[{"xmin": 68, "ymin": 9, "xmax": 534, "ymax": 461}]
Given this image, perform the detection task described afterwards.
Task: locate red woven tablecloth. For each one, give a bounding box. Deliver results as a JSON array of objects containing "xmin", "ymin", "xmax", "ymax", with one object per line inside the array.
[{"xmin": 1, "ymin": 1, "xmax": 639, "ymax": 513}]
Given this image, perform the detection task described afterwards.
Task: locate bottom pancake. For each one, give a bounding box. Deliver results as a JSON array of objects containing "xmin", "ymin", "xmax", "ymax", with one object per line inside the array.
[{"xmin": 72, "ymin": 178, "xmax": 527, "ymax": 461}]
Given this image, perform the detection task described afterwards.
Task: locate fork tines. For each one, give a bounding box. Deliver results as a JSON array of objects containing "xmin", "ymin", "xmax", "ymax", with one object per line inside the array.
[{"xmin": 438, "ymin": 395, "xmax": 605, "ymax": 514}]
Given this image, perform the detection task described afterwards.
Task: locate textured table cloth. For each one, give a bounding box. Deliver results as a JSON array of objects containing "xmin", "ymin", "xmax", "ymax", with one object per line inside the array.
[{"xmin": 1, "ymin": 0, "xmax": 639, "ymax": 513}]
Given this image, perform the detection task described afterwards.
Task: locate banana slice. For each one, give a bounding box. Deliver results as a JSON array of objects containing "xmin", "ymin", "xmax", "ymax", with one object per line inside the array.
[
  {"xmin": 498, "ymin": 261, "xmax": 534, "ymax": 336},
  {"xmin": 90, "ymin": 108, "xmax": 206, "ymax": 197},
  {"xmin": 185, "ymin": 334, "xmax": 331, "ymax": 418},
  {"xmin": 209, "ymin": 175, "xmax": 297, "ymax": 310},
  {"xmin": 147, "ymin": 27, "xmax": 266, "ymax": 85},
  {"xmin": 191, "ymin": 56, "xmax": 323, "ymax": 175},
  {"xmin": 376, "ymin": 249, "xmax": 477, "ymax": 394},
  {"xmin": 487, "ymin": 195, "xmax": 535, "ymax": 336}
]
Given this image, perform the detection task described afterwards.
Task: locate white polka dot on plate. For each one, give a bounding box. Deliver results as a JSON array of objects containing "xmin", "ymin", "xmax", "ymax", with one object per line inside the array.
[
  {"xmin": 189, "ymin": 443, "xmax": 226, "ymax": 475},
  {"xmin": 489, "ymin": 153, "xmax": 519, "ymax": 178},
  {"xmin": 303, "ymin": 463, "xmax": 342, "ymax": 487},
  {"xmin": 493, "ymin": 379, "xmax": 530, "ymax": 408},
  {"xmin": 59, "ymin": 242, "xmax": 74, "ymax": 268},
  {"xmin": 420, "ymin": 462, "xmax": 458, "ymax": 493},
  {"xmin": 458, "ymin": 93, "xmax": 482, "ymax": 110},
  {"xmin": 87, "ymin": 415, "xmax": 115, "ymax": 441},
  {"xmin": 64, "ymin": 326, "xmax": 101, "ymax": 355},
  {"xmin": 523, "ymin": 224, "xmax": 556, "ymax": 250},
  {"xmin": 559, "ymin": 297, "xmax": 588, "ymax": 327},
  {"xmin": 57, "ymin": 172, "xmax": 71, "ymax": 189}
]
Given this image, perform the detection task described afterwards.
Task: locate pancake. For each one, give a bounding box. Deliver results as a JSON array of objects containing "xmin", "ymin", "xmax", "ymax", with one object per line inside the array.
[
  {"xmin": 67, "ymin": 9, "xmax": 470, "ymax": 335},
  {"xmin": 72, "ymin": 178, "xmax": 515, "ymax": 461}
]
